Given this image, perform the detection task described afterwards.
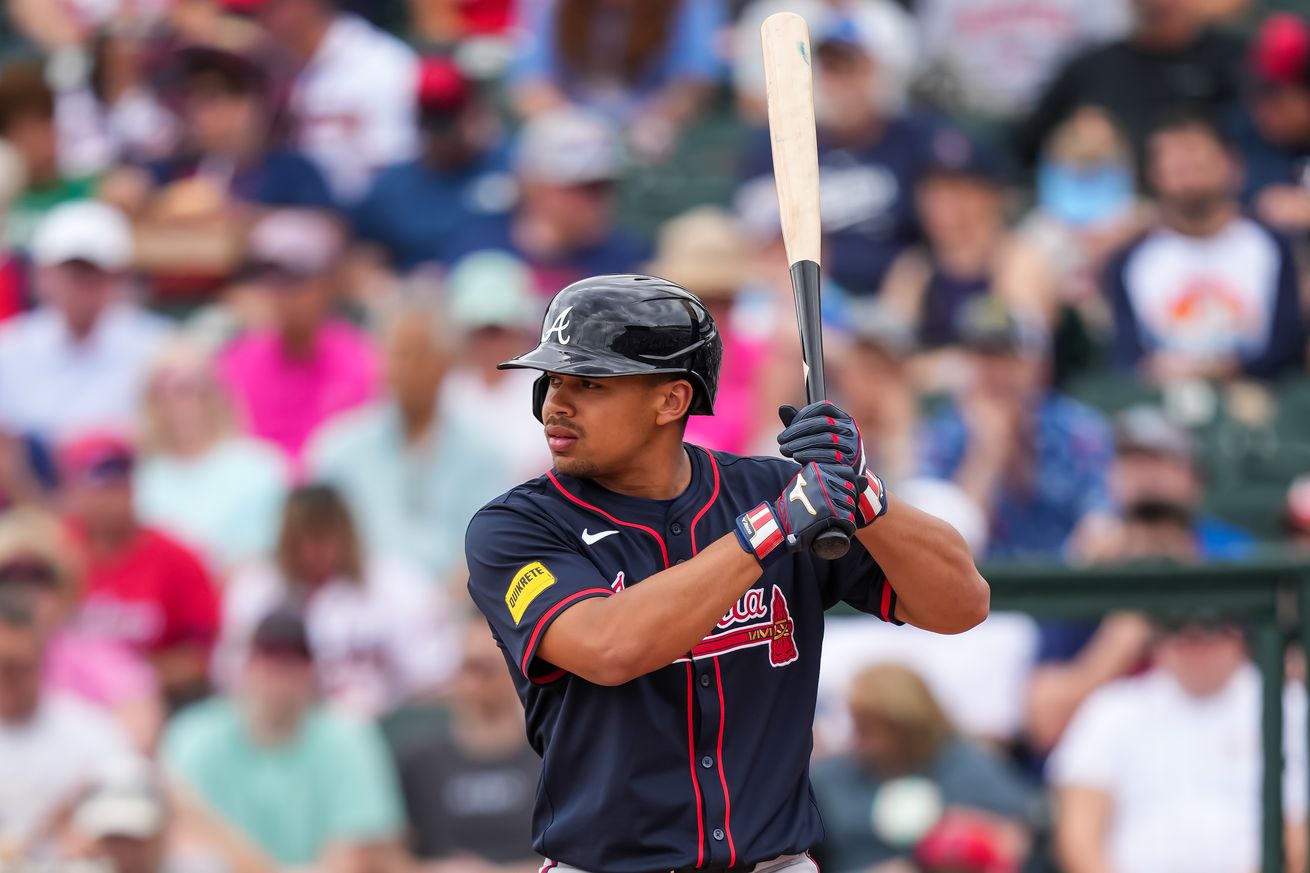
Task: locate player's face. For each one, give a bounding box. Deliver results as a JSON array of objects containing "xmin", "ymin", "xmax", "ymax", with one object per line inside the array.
[{"xmin": 540, "ymin": 373, "xmax": 685, "ymax": 479}]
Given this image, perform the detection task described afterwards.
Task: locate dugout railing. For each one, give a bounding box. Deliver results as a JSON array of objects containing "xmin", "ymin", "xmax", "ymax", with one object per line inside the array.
[{"xmin": 973, "ymin": 552, "xmax": 1310, "ymax": 873}]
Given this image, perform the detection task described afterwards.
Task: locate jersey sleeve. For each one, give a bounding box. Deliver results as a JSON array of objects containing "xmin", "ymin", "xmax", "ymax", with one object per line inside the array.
[
  {"xmin": 465, "ymin": 502, "xmax": 614, "ymax": 683},
  {"xmin": 814, "ymin": 543, "xmax": 901, "ymax": 624}
]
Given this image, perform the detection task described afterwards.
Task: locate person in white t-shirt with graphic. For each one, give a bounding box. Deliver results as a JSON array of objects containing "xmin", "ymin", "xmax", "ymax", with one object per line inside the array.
[{"xmin": 1105, "ymin": 110, "xmax": 1306, "ymax": 383}]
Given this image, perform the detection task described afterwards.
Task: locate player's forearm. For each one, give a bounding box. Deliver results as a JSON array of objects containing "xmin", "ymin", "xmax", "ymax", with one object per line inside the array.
[
  {"xmin": 855, "ymin": 497, "xmax": 988, "ymax": 634},
  {"xmin": 538, "ymin": 536, "xmax": 762, "ymax": 685}
]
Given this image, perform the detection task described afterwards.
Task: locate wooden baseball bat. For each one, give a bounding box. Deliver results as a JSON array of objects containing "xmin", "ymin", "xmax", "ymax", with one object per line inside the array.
[{"xmin": 760, "ymin": 11, "xmax": 850, "ymax": 561}]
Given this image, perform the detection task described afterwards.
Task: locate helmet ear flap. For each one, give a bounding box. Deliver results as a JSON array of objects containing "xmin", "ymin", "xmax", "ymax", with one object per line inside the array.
[{"xmin": 532, "ymin": 374, "xmax": 549, "ymax": 423}]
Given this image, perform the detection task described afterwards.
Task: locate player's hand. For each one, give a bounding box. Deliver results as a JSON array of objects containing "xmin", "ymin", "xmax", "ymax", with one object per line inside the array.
[
  {"xmin": 777, "ymin": 401, "xmax": 888, "ymax": 527},
  {"xmin": 734, "ymin": 462, "xmax": 859, "ymax": 565}
]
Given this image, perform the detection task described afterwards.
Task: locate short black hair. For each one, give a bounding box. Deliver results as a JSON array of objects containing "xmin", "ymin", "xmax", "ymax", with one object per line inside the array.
[{"xmin": 1147, "ymin": 106, "xmax": 1233, "ymax": 151}]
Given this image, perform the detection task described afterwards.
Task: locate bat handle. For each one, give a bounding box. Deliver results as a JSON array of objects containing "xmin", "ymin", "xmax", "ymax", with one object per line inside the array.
[{"xmin": 813, "ymin": 527, "xmax": 851, "ymax": 560}]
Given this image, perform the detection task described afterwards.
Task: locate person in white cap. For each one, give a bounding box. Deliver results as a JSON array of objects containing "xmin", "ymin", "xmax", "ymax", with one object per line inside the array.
[
  {"xmin": 502, "ymin": 107, "xmax": 649, "ymax": 290},
  {"xmin": 0, "ymin": 200, "xmax": 171, "ymax": 445},
  {"xmin": 438, "ymin": 250, "xmax": 550, "ymax": 479}
]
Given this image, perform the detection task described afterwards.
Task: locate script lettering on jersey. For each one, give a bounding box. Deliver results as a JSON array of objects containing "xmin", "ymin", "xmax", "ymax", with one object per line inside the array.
[
  {"xmin": 717, "ymin": 587, "xmax": 769, "ymax": 629},
  {"xmin": 542, "ymin": 305, "xmax": 574, "ymax": 344},
  {"xmin": 505, "ymin": 561, "xmax": 556, "ymax": 625}
]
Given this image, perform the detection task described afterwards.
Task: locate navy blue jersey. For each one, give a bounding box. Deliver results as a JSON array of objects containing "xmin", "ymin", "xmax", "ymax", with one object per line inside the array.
[{"xmin": 465, "ymin": 445, "xmax": 900, "ymax": 873}]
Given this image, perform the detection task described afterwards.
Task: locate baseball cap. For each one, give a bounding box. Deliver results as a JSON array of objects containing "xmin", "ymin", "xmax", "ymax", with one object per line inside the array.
[
  {"xmin": 1115, "ymin": 405, "xmax": 1194, "ymax": 460},
  {"xmin": 955, "ymin": 297, "xmax": 1045, "ymax": 357},
  {"xmin": 251, "ymin": 608, "xmax": 314, "ymax": 660},
  {"xmin": 31, "ymin": 200, "xmax": 134, "ymax": 272},
  {"xmin": 447, "ymin": 250, "xmax": 538, "ymax": 331},
  {"xmin": 245, "ymin": 209, "xmax": 342, "ymax": 278},
  {"xmin": 514, "ymin": 107, "xmax": 624, "ymax": 186},
  {"xmin": 73, "ymin": 756, "xmax": 168, "ymax": 841},
  {"xmin": 647, "ymin": 207, "xmax": 754, "ymax": 298},
  {"xmin": 59, "ymin": 432, "xmax": 135, "ymax": 485},
  {"xmin": 913, "ymin": 811, "xmax": 1016, "ymax": 873},
  {"xmin": 1252, "ymin": 13, "xmax": 1310, "ymax": 89},
  {"xmin": 417, "ymin": 56, "xmax": 470, "ymax": 117},
  {"xmin": 922, "ymin": 128, "xmax": 1010, "ymax": 187}
]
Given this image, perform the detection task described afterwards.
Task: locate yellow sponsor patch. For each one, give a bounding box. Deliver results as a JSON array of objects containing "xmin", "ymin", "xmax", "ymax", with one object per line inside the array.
[{"xmin": 505, "ymin": 561, "xmax": 556, "ymax": 625}]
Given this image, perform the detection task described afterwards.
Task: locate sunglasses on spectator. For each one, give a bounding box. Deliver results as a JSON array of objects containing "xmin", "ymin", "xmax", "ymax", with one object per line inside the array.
[{"xmin": 0, "ymin": 558, "xmax": 59, "ymax": 589}]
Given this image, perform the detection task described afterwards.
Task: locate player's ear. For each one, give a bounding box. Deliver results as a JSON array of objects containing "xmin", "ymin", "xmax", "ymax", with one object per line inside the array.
[{"xmin": 653, "ymin": 377, "xmax": 694, "ymax": 426}]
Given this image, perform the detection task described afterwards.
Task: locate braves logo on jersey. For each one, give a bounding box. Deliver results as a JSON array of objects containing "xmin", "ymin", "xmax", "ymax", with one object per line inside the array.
[{"xmin": 679, "ymin": 585, "xmax": 798, "ymax": 668}]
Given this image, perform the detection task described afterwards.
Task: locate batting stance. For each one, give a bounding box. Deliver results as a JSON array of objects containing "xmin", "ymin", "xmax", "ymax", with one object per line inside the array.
[{"xmin": 465, "ymin": 275, "xmax": 988, "ymax": 873}]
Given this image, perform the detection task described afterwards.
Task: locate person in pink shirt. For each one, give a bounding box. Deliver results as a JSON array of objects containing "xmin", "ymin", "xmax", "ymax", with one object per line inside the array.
[
  {"xmin": 0, "ymin": 507, "xmax": 161, "ymax": 750},
  {"xmin": 647, "ymin": 207, "xmax": 779, "ymax": 456},
  {"xmin": 221, "ymin": 209, "xmax": 379, "ymax": 467}
]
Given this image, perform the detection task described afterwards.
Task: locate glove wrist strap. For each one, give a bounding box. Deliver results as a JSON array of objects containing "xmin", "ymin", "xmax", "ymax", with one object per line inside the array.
[
  {"xmin": 735, "ymin": 502, "xmax": 785, "ymax": 565},
  {"xmin": 857, "ymin": 473, "xmax": 889, "ymax": 528}
]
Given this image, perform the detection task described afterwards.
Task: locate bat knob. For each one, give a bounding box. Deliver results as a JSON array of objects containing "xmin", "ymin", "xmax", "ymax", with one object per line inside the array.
[{"xmin": 812, "ymin": 528, "xmax": 851, "ymax": 561}]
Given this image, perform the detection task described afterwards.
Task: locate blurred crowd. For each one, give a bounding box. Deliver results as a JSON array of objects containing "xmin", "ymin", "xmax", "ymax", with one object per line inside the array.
[{"xmin": 0, "ymin": 1, "xmax": 1309, "ymax": 872}]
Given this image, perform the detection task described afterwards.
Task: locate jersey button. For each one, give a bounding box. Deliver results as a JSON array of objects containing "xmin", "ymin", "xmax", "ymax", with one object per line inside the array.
[
  {"xmin": 701, "ymin": 755, "xmax": 713, "ymax": 769},
  {"xmin": 713, "ymin": 829, "xmax": 725, "ymax": 841},
  {"xmin": 671, "ymin": 522, "xmax": 683, "ymax": 535},
  {"xmin": 699, "ymin": 673, "xmax": 710, "ymax": 688}
]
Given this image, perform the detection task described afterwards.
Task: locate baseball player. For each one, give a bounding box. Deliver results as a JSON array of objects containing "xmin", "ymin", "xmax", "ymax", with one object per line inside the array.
[{"xmin": 465, "ymin": 275, "xmax": 989, "ymax": 873}]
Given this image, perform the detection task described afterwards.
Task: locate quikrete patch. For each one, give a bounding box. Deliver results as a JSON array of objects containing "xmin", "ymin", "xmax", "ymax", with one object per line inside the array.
[{"xmin": 506, "ymin": 561, "xmax": 556, "ymax": 624}]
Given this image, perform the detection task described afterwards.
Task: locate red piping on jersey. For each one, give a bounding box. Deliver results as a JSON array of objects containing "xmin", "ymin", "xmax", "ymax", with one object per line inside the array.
[
  {"xmin": 521, "ymin": 588, "xmax": 613, "ymax": 681},
  {"xmin": 685, "ymin": 662, "xmax": 706, "ymax": 867},
  {"xmin": 713, "ymin": 657, "xmax": 737, "ymax": 865},
  {"xmin": 689, "ymin": 449, "xmax": 721, "ymax": 555},
  {"xmin": 880, "ymin": 580, "xmax": 893, "ymax": 623},
  {"xmin": 547, "ymin": 471, "xmax": 670, "ymax": 568}
]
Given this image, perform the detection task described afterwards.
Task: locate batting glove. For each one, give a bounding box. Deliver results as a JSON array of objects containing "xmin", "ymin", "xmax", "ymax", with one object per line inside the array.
[
  {"xmin": 777, "ymin": 401, "xmax": 889, "ymax": 528},
  {"xmin": 735, "ymin": 462, "xmax": 859, "ymax": 566}
]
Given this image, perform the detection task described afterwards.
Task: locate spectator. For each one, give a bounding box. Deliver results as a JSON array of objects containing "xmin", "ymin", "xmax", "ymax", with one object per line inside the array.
[
  {"xmin": 128, "ymin": 44, "xmax": 333, "ymax": 212},
  {"xmin": 914, "ymin": 0, "xmax": 1131, "ymax": 124},
  {"xmin": 647, "ymin": 207, "xmax": 777, "ymax": 456},
  {"xmin": 0, "ymin": 200, "xmax": 170, "ymax": 446},
  {"xmin": 733, "ymin": 0, "xmax": 916, "ymax": 124},
  {"xmin": 737, "ymin": 11, "xmax": 945, "ymax": 297},
  {"xmin": 0, "ymin": 589, "xmax": 132, "ymax": 858},
  {"xmin": 352, "ymin": 57, "xmax": 514, "ymax": 275},
  {"xmin": 1234, "ymin": 13, "xmax": 1310, "ymax": 236},
  {"xmin": 880, "ymin": 129, "xmax": 1054, "ymax": 358},
  {"xmin": 1049, "ymin": 612, "xmax": 1307, "ymax": 873},
  {"xmin": 831, "ymin": 299, "xmax": 919, "ymax": 486},
  {"xmin": 1106, "ymin": 111, "xmax": 1307, "ymax": 382},
  {"xmin": 165, "ymin": 609, "xmax": 405, "ymax": 870},
  {"xmin": 1017, "ymin": 108, "xmax": 1148, "ymax": 347},
  {"xmin": 438, "ymin": 251, "xmax": 549, "ymax": 478},
  {"xmin": 242, "ymin": 0, "xmax": 419, "ymax": 202},
  {"xmin": 1015, "ymin": 0, "xmax": 1243, "ymax": 170},
  {"xmin": 67, "ymin": 755, "xmax": 278, "ymax": 873},
  {"xmin": 1110, "ymin": 404, "xmax": 1253, "ymax": 559},
  {"xmin": 398, "ymin": 621, "xmax": 541, "ymax": 871},
  {"xmin": 0, "ymin": 62, "xmax": 98, "ymax": 250},
  {"xmin": 498, "ymin": 107, "xmax": 650, "ymax": 293},
  {"xmin": 510, "ymin": 0, "xmax": 725, "ymax": 160},
  {"xmin": 0, "ymin": 508, "xmax": 161, "ymax": 750},
  {"xmin": 1025, "ymin": 499, "xmax": 1195, "ymax": 753},
  {"xmin": 306, "ymin": 299, "xmax": 510, "ymax": 581},
  {"xmin": 918, "ymin": 297, "xmax": 1117, "ymax": 560},
  {"xmin": 218, "ymin": 485, "xmax": 455, "ymax": 719},
  {"xmin": 135, "ymin": 339, "xmax": 290, "ymax": 573},
  {"xmin": 810, "ymin": 664, "xmax": 1033, "ymax": 873},
  {"xmin": 63, "ymin": 432, "xmax": 220, "ymax": 709},
  {"xmin": 219, "ymin": 209, "xmax": 379, "ymax": 466}
]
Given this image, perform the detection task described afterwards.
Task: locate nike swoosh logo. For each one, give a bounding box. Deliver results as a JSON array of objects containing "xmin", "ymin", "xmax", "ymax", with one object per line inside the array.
[{"xmin": 581, "ymin": 529, "xmax": 619, "ymax": 545}]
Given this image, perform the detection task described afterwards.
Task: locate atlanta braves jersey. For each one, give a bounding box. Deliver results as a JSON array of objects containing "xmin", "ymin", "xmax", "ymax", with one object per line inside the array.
[{"xmin": 465, "ymin": 445, "xmax": 900, "ymax": 873}]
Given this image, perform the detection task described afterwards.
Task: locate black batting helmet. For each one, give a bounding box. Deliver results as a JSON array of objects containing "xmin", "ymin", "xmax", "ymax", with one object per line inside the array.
[{"xmin": 499, "ymin": 274, "xmax": 722, "ymax": 422}]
